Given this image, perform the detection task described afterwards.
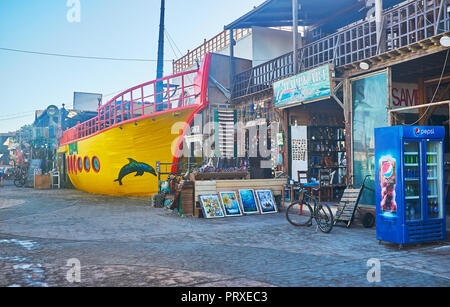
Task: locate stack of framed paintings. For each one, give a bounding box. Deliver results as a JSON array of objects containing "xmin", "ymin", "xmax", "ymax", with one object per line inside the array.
[{"xmin": 199, "ymin": 189, "xmax": 278, "ymax": 219}]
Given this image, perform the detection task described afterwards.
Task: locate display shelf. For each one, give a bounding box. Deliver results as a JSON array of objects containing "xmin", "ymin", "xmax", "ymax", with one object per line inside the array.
[
  {"xmin": 311, "ymin": 165, "xmax": 346, "ymax": 169},
  {"xmin": 308, "ymin": 139, "xmax": 346, "ymax": 142},
  {"xmin": 309, "ymin": 151, "xmax": 346, "ymax": 154},
  {"xmin": 405, "ymin": 196, "xmax": 420, "ymax": 200}
]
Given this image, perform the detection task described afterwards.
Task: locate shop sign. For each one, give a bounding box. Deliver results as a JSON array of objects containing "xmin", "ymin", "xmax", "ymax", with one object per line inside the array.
[
  {"xmin": 290, "ymin": 126, "xmax": 308, "ymax": 180},
  {"xmin": 47, "ymin": 105, "xmax": 59, "ymax": 117},
  {"xmin": 277, "ymin": 132, "xmax": 284, "ymax": 147},
  {"xmin": 391, "ymin": 82, "xmax": 419, "ymax": 113},
  {"xmin": 273, "ymin": 64, "xmax": 332, "ymax": 109},
  {"xmin": 68, "ymin": 142, "xmax": 78, "ymax": 155}
]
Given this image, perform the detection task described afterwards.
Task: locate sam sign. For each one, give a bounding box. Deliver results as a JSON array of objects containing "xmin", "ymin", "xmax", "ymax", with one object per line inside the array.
[{"xmin": 273, "ymin": 64, "xmax": 332, "ymax": 109}]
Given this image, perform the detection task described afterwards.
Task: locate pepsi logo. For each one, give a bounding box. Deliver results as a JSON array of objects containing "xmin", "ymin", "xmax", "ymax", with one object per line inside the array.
[
  {"xmin": 414, "ymin": 127, "xmax": 435, "ymax": 136},
  {"xmin": 414, "ymin": 128, "xmax": 420, "ymax": 136},
  {"xmin": 382, "ymin": 162, "xmax": 394, "ymax": 178}
]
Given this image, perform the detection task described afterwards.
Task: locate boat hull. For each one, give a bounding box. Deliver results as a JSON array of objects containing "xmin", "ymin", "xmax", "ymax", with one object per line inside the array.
[{"xmin": 59, "ymin": 107, "xmax": 196, "ymax": 196}]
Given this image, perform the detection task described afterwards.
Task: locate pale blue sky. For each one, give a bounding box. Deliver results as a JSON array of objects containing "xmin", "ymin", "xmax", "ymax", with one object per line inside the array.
[{"xmin": 0, "ymin": 0, "xmax": 264, "ymax": 133}]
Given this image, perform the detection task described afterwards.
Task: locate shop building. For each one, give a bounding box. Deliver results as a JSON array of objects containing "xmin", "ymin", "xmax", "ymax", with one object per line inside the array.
[{"xmin": 172, "ymin": 0, "xmax": 450, "ymax": 207}]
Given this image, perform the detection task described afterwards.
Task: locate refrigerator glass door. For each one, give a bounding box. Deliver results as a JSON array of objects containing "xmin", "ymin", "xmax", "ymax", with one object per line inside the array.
[
  {"xmin": 426, "ymin": 141, "xmax": 444, "ymax": 219},
  {"xmin": 404, "ymin": 141, "xmax": 422, "ymax": 221}
]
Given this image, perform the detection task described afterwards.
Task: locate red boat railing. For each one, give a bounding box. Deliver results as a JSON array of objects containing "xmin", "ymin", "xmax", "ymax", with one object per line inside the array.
[{"xmin": 60, "ymin": 69, "xmax": 199, "ymax": 146}]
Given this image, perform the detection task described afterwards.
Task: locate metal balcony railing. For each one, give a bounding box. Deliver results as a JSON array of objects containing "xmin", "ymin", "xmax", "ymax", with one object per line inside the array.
[
  {"xmin": 173, "ymin": 28, "xmax": 251, "ymax": 74},
  {"xmin": 233, "ymin": 0, "xmax": 450, "ymax": 99}
]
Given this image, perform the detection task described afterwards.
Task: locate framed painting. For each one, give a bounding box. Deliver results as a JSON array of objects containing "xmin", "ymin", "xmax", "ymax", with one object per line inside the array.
[
  {"xmin": 255, "ymin": 190, "xmax": 278, "ymax": 214},
  {"xmin": 238, "ymin": 189, "xmax": 260, "ymax": 215},
  {"xmin": 218, "ymin": 191, "xmax": 243, "ymax": 217},
  {"xmin": 199, "ymin": 194, "xmax": 225, "ymax": 219}
]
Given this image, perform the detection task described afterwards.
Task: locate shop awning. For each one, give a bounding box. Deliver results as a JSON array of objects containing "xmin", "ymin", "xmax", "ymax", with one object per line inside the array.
[{"xmin": 225, "ymin": 0, "xmax": 405, "ymax": 32}]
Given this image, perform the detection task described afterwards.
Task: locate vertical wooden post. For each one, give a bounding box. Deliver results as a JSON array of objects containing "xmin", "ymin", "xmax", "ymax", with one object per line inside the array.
[
  {"xmin": 344, "ymin": 78, "xmax": 353, "ymax": 186},
  {"xmin": 387, "ymin": 67, "xmax": 393, "ymax": 126},
  {"xmin": 418, "ymin": 77, "xmax": 426, "ymax": 125},
  {"xmin": 282, "ymin": 109, "xmax": 290, "ymax": 177}
]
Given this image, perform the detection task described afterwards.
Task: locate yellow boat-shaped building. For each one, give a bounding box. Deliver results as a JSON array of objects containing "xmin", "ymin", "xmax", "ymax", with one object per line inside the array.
[{"xmin": 58, "ymin": 55, "xmax": 212, "ymax": 196}]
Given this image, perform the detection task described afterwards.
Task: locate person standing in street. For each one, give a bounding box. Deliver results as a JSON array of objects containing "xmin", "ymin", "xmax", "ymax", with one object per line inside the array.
[{"xmin": 0, "ymin": 161, "xmax": 6, "ymax": 187}]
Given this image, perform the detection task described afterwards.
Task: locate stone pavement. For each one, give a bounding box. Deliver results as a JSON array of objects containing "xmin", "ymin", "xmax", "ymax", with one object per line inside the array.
[{"xmin": 0, "ymin": 183, "xmax": 449, "ymax": 287}]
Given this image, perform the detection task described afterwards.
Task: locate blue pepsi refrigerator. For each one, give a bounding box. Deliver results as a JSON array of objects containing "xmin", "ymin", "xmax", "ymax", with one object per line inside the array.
[{"xmin": 375, "ymin": 126, "xmax": 446, "ymax": 245}]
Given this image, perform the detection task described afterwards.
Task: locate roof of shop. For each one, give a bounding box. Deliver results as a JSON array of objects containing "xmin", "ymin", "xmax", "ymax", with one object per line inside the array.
[{"xmin": 225, "ymin": 0, "xmax": 405, "ymax": 32}]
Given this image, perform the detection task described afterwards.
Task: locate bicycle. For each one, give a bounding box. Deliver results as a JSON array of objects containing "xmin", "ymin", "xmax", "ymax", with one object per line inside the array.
[
  {"xmin": 286, "ymin": 188, "xmax": 334, "ymax": 233},
  {"xmin": 13, "ymin": 166, "xmax": 28, "ymax": 188}
]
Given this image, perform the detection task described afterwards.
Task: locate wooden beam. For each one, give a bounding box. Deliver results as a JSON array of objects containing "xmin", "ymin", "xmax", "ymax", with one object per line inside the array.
[
  {"xmin": 418, "ymin": 77, "xmax": 426, "ymax": 125},
  {"xmin": 340, "ymin": 44, "xmax": 448, "ymax": 78},
  {"xmin": 343, "ymin": 78, "xmax": 352, "ymax": 186},
  {"xmin": 422, "ymin": 83, "xmax": 450, "ymax": 123}
]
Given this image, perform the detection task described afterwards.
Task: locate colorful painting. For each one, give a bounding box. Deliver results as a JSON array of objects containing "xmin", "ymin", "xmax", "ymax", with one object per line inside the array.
[
  {"xmin": 273, "ymin": 64, "xmax": 331, "ymax": 108},
  {"xmin": 238, "ymin": 189, "xmax": 259, "ymax": 214},
  {"xmin": 218, "ymin": 191, "xmax": 243, "ymax": 217},
  {"xmin": 255, "ymin": 190, "xmax": 278, "ymax": 214},
  {"xmin": 199, "ymin": 194, "xmax": 225, "ymax": 219}
]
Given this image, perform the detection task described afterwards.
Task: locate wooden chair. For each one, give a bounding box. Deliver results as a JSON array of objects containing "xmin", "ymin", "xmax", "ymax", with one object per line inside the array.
[
  {"xmin": 297, "ymin": 171, "xmax": 309, "ymax": 185},
  {"xmin": 318, "ymin": 169, "xmax": 333, "ymax": 202},
  {"xmin": 298, "ymin": 170, "xmax": 320, "ymax": 200}
]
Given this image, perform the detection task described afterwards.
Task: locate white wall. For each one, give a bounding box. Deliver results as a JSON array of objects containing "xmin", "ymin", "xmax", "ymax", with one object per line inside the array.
[
  {"xmin": 252, "ymin": 26, "xmax": 301, "ymax": 67},
  {"xmin": 216, "ymin": 26, "xmax": 301, "ymax": 68},
  {"xmin": 216, "ymin": 33, "xmax": 253, "ymax": 61}
]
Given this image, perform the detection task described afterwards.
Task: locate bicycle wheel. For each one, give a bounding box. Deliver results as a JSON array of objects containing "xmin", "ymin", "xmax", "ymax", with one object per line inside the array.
[
  {"xmin": 315, "ymin": 204, "xmax": 334, "ymax": 233},
  {"xmin": 14, "ymin": 178, "xmax": 25, "ymax": 187},
  {"xmin": 286, "ymin": 201, "xmax": 313, "ymax": 227}
]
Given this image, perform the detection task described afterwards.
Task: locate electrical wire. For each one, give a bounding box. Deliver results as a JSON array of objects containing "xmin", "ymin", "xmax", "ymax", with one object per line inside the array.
[
  {"xmin": 0, "ymin": 47, "xmax": 173, "ymax": 62},
  {"xmin": 165, "ymin": 29, "xmax": 181, "ymax": 59},
  {"xmin": 165, "ymin": 27, "xmax": 183, "ymax": 58},
  {"xmin": 0, "ymin": 112, "xmax": 35, "ymax": 121},
  {"xmin": 0, "ymin": 110, "xmax": 37, "ymax": 119}
]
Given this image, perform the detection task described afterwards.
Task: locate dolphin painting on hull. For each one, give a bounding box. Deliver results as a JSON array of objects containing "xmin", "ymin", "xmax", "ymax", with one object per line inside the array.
[{"xmin": 114, "ymin": 158, "xmax": 157, "ymax": 186}]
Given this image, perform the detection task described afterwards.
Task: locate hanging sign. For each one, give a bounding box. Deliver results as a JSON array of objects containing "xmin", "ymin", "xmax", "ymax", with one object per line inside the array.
[
  {"xmin": 290, "ymin": 126, "xmax": 308, "ymax": 180},
  {"xmin": 273, "ymin": 64, "xmax": 332, "ymax": 109},
  {"xmin": 68, "ymin": 142, "xmax": 78, "ymax": 155},
  {"xmin": 46, "ymin": 105, "xmax": 59, "ymax": 117}
]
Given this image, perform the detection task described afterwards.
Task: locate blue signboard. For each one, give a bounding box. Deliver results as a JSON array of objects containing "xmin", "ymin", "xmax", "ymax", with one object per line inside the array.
[{"xmin": 273, "ymin": 64, "xmax": 331, "ymax": 108}]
